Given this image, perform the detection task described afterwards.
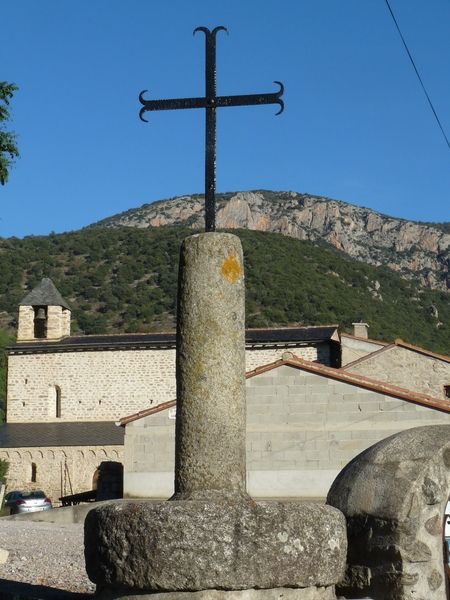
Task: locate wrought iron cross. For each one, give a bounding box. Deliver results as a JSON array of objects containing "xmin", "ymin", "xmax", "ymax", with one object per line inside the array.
[{"xmin": 139, "ymin": 26, "xmax": 284, "ymax": 232}]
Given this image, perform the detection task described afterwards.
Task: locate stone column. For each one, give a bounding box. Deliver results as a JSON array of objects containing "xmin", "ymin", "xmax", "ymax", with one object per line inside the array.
[
  {"xmin": 174, "ymin": 232, "xmax": 247, "ymax": 499},
  {"xmin": 17, "ymin": 305, "xmax": 35, "ymax": 341}
]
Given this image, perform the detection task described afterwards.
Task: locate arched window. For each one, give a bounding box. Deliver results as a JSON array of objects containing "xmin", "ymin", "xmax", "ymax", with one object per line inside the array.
[
  {"xmin": 31, "ymin": 462, "xmax": 37, "ymax": 483},
  {"xmin": 55, "ymin": 386, "xmax": 61, "ymax": 418}
]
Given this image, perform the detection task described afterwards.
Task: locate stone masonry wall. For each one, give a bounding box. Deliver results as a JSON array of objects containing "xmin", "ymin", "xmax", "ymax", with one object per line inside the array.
[
  {"xmin": 0, "ymin": 444, "xmax": 123, "ymax": 505},
  {"xmin": 345, "ymin": 345, "xmax": 450, "ymax": 399},
  {"xmin": 16, "ymin": 306, "xmax": 34, "ymax": 342},
  {"xmin": 123, "ymin": 365, "xmax": 450, "ymax": 499},
  {"xmin": 46, "ymin": 306, "xmax": 71, "ymax": 340},
  {"xmin": 340, "ymin": 336, "xmax": 385, "ymax": 366},
  {"xmin": 7, "ymin": 345, "xmax": 323, "ymax": 423}
]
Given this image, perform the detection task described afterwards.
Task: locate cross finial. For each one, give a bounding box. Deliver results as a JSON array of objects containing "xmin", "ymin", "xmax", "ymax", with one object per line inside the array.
[{"xmin": 139, "ymin": 26, "xmax": 284, "ymax": 232}]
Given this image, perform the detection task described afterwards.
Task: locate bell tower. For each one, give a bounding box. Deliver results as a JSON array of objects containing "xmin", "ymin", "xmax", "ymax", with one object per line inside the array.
[{"xmin": 17, "ymin": 278, "xmax": 71, "ymax": 342}]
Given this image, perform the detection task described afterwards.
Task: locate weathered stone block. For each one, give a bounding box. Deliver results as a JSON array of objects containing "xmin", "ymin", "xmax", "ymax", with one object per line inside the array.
[{"xmin": 85, "ymin": 499, "xmax": 347, "ymax": 593}]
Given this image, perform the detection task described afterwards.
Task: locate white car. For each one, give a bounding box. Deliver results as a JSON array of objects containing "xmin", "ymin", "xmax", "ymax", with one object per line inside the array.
[{"xmin": 3, "ymin": 490, "xmax": 52, "ymax": 515}]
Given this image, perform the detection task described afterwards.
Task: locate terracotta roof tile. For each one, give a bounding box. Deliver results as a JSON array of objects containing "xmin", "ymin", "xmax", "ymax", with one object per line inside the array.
[{"xmin": 393, "ymin": 339, "xmax": 450, "ymax": 363}]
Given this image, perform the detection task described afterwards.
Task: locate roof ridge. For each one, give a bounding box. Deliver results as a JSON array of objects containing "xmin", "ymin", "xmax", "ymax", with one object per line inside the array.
[
  {"xmin": 247, "ymin": 355, "xmax": 450, "ymax": 414},
  {"xmin": 340, "ymin": 344, "xmax": 394, "ymax": 370},
  {"xmin": 20, "ymin": 277, "xmax": 71, "ymax": 310},
  {"xmin": 340, "ymin": 332, "xmax": 388, "ymax": 346},
  {"xmin": 393, "ymin": 338, "xmax": 450, "ymax": 363},
  {"xmin": 117, "ymin": 399, "xmax": 177, "ymax": 426}
]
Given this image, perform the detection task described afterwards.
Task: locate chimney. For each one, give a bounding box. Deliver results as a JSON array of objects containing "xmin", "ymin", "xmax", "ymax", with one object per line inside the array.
[{"xmin": 352, "ymin": 322, "xmax": 369, "ymax": 339}]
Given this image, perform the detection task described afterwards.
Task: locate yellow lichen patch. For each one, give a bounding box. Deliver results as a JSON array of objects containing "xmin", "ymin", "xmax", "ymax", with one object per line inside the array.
[{"xmin": 221, "ymin": 255, "xmax": 241, "ymax": 283}]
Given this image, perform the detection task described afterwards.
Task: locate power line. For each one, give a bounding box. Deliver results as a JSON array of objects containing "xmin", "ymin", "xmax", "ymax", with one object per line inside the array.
[{"xmin": 384, "ymin": 0, "xmax": 450, "ymax": 152}]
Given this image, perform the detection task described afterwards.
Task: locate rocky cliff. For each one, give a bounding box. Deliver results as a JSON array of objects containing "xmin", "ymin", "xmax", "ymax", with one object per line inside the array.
[{"xmin": 96, "ymin": 191, "xmax": 450, "ymax": 291}]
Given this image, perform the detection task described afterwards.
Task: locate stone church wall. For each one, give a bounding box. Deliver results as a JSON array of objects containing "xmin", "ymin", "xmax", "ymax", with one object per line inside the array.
[
  {"xmin": 344, "ymin": 345, "xmax": 450, "ymax": 399},
  {"xmin": 7, "ymin": 344, "xmax": 324, "ymax": 423},
  {"xmin": 0, "ymin": 445, "xmax": 123, "ymax": 505},
  {"xmin": 340, "ymin": 335, "xmax": 385, "ymax": 366},
  {"xmin": 123, "ymin": 365, "xmax": 450, "ymax": 499}
]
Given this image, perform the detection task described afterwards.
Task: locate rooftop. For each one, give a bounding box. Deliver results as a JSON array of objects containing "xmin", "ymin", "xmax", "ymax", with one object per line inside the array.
[
  {"xmin": 8, "ymin": 325, "xmax": 339, "ymax": 354},
  {"xmin": 19, "ymin": 278, "xmax": 71, "ymax": 311},
  {"xmin": 0, "ymin": 422, "xmax": 124, "ymax": 448}
]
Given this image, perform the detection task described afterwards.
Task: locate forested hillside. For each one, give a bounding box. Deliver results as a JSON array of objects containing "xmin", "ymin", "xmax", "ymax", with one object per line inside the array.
[{"xmin": 0, "ymin": 226, "xmax": 448, "ymax": 351}]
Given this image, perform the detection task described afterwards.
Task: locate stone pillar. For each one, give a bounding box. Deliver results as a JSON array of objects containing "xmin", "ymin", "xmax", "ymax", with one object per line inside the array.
[
  {"xmin": 61, "ymin": 308, "xmax": 71, "ymax": 338},
  {"xmin": 175, "ymin": 232, "xmax": 246, "ymax": 499},
  {"xmin": 46, "ymin": 305, "xmax": 63, "ymax": 340},
  {"xmin": 85, "ymin": 232, "xmax": 347, "ymax": 599},
  {"xmin": 17, "ymin": 305, "xmax": 35, "ymax": 341}
]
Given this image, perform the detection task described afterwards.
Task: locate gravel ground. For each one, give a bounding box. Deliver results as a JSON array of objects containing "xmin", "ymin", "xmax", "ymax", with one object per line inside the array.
[{"xmin": 0, "ymin": 518, "xmax": 95, "ymax": 596}]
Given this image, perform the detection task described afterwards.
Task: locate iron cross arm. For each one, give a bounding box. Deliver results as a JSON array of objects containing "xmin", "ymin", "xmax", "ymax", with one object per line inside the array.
[
  {"xmin": 138, "ymin": 26, "xmax": 284, "ymax": 232},
  {"xmin": 138, "ymin": 83, "xmax": 284, "ymax": 121}
]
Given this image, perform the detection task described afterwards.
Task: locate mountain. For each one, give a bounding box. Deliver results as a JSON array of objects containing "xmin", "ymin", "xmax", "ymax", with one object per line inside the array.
[{"xmin": 94, "ymin": 190, "xmax": 450, "ymax": 292}]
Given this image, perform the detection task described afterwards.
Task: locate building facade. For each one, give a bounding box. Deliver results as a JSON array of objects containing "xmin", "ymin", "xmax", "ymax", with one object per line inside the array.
[{"xmin": 121, "ymin": 357, "xmax": 450, "ymax": 499}]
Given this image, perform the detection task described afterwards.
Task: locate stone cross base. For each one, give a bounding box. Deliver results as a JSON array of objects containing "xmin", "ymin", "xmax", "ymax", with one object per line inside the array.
[{"xmin": 85, "ymin": 499, "xmax": 346, "ymax": 597}]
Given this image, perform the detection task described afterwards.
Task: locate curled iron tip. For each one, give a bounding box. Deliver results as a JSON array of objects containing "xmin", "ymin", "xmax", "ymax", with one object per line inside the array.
[
  {"xmin": 193, "ymin": 26, "xmax": 209, "ymax": 36},
  {"xmin": 139, "ymin": 90, "xmax": 150, "ymax": 122},
  {"xmin": 274, "ymin": 81, "xmax": 284, "ymax": 96},
  {"xmin": 275, "ymin": 99, "xmax": 284, "ymax": 116},
  {"xmin": 139, "ymin": 107, "xmax": 149, "ymax": 122},
  {"xmin": 213, "ymin": 26, "xmax": 228, "ymax": 36},
  {"xmin": 273, "ymin": 81, "xmax": 284, "ymax": 115},
  {"xmin": 139, "ymin": 90, "xmax": 149, "ymax": 105},
  {"xmin": 193, "ymin": 25, "xmax": 228, "ymax": 37}
]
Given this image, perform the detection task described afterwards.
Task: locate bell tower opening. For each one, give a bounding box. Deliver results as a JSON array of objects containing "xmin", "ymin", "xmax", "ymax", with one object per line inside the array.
[{"xmin": 33, "ymin": 306, "xmax": 47, "ymax": 339}]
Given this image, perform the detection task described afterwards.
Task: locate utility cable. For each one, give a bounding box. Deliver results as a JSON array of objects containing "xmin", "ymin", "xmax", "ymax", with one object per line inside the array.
[{"xmin": 384, "ymin": 0, "xmax": 450, "ymax": 151}]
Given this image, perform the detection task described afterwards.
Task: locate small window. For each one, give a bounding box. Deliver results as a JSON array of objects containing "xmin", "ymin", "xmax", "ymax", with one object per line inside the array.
[
  {"xmin": 445, "ymin": 386, "xmax": 450, "ymax": 399},
  {"xmin": 31, "ymin": 462, "xmax": 37, "ymax": 483},
  {"xmin": 55, "ymin": 386, "xmax": 61, "ymax": 418}
]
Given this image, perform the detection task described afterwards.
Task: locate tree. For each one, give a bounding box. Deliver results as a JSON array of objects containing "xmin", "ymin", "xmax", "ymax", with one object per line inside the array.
[{"xmin": 0, "ymin": 82, "xmax": 19, "ymax": 185}]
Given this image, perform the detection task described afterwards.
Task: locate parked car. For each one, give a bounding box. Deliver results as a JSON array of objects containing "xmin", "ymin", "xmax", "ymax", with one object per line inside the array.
[{"xmin": 3, "ymin": 490, "xmax": 52, "ymax": 515}]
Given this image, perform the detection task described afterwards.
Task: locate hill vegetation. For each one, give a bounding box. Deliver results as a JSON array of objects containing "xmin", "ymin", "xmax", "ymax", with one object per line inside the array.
[{"xmin": 0, "ymin": 224, "xmax": 448, "ymax": 344}]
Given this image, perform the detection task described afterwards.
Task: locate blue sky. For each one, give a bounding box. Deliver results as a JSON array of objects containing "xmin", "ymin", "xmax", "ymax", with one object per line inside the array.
[{"xmin": 1, "ymin": 0, "xmax": 449, "ymax": 238}]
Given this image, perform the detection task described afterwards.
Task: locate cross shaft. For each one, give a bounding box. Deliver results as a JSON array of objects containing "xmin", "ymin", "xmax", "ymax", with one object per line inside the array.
[{"xmin": 139, "ymin": 26, "xmax": 284, "ymax": 232}]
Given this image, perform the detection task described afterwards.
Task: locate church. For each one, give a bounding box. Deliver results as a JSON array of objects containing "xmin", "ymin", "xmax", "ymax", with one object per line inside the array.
[{"xmin": 0, "ymin": 278, "xmax": 340, "ymax": 501}]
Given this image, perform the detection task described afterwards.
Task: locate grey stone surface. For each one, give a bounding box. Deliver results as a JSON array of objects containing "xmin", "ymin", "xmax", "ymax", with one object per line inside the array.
[
  {"xmin": 95, "ymin": 586, "xmax": 337, "ymax": 600},
  {"xmin": 327, "ymin": 424, "xmax": 450, "ymax": 600},
  {"xmin": 175, "ymin": 233, "xmax": 246, "ymax": 500},
  {"xmin": 85, "ymin": 499, "xmax": 347, "ymax": 593}
]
